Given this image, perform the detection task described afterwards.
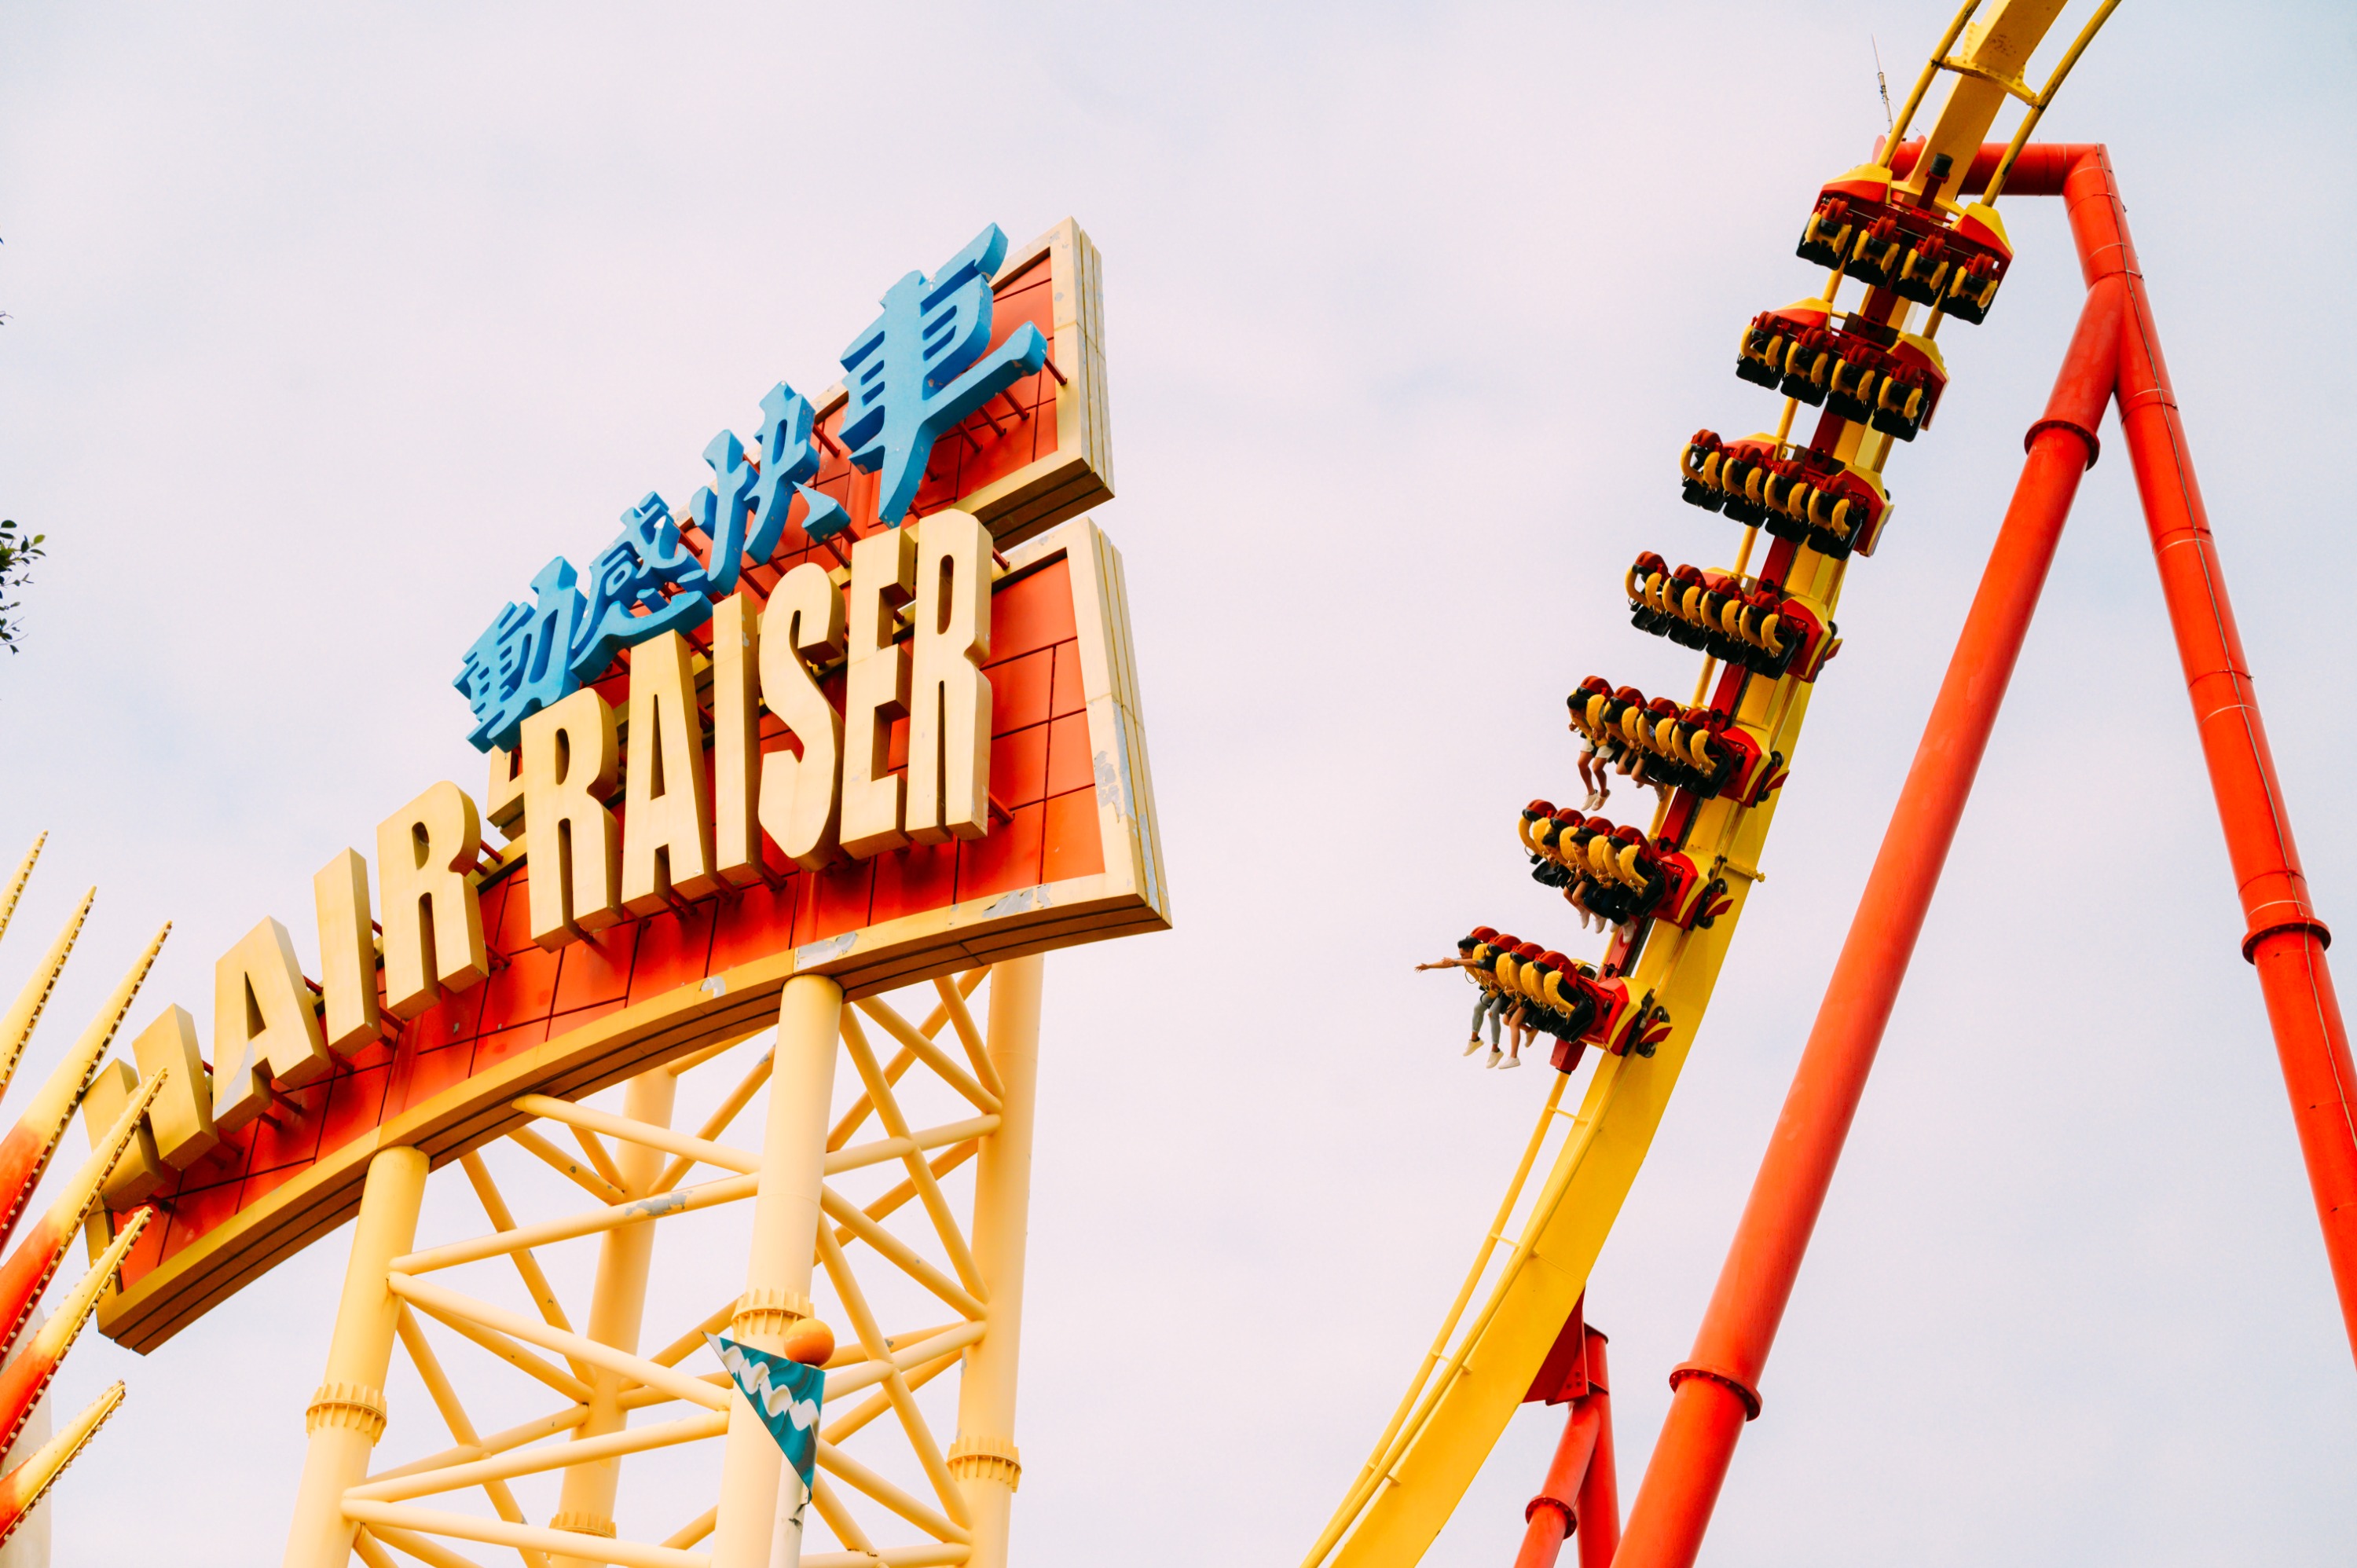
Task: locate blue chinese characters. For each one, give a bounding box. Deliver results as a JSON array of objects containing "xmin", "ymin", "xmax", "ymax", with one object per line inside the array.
[
  {"xmin": 455, "ymin": 496, "xmax": 716, "ymax": 753},
  {"xmin": 571, "ymin": 493, "xmax": 713, "ymax": 677},
  {"xmin": 454, "ymin": 559, "xmax": 585, "ymax": 753},
  {"xmin": 838, "ymin": 222, "xmax": 1047, "ymax": 525},
  {"xmin": 691, "ymin": 382, "xmax": 850, "ymax": 599},
  {"xmin": 457, "ymin": 222, "xmax": 1043, "ymax": 752}
]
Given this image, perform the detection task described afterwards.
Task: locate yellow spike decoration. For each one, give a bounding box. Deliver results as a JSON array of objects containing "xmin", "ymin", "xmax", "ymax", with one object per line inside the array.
[
  {"xmin": 0, "ymin": 889, "xmax": 95, "ymax": 1099},
  {"xmin": 24, "ymin": 1208, "xmax": 150, "ymax": 1372},
  {"xmin": 7, "ymin": 948, "xmax": 170, "ymax": 1194},
  {"xmin": 0, "ymin": 1382, "xmax": 126, "ymax": 1551},
  {"xmin": 0, "ymin": 1071, "xmax": 170, "ymax": 1356},
  {"xmin": 55, "ymin": 922, "xmax": 169, "ymax": 1096},
  {"xmin": 82, "ymin": 1068, "xmax": 167, "ymax": 1194},
  {"xmin": 0, "ymin": 837, "xmax": 41, "ymax": 950},
  {"xmin": 0, "ymin": 849, "xmax": 160, "ymax": 1554},
  {"xmin": 44, "ymin": 1070, "xmax": 168, "ymax": 1240}
]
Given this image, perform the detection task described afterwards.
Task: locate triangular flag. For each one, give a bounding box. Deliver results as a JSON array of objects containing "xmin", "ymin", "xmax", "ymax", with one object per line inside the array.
[{"xmin": 708, "ymin": 1332, "xmax": 825, "ymax": 1491}]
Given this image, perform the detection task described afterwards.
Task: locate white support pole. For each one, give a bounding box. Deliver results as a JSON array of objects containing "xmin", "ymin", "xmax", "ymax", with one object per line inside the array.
[
  {"xmin": 767, "ymin": 1464, "xmax": 806, "ymax": 1568},
  {"xmin": 948, "ymin": 954, "xmax": 1043, "ymax": 1568},
  {"xmin": 709, "ymin": 973, "xmax": 841, "ymax": 1568},
  {"xmin": 550, "ymin": 1068, "xmax": 678, "ymax": 1564},
  {"xmin": 282, "ymin": 1145, "xmax": 430, "ymax": 1568}
]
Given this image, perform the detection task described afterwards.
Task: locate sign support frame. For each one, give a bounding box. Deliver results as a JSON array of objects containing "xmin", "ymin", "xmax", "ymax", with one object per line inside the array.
[
  {"xmin": 709, "ymin": 973, "xmax": 841, "ymax": 1568},
  {"xmin": 282, "ymin": 1147, "xmax": 428, "ymax": 1568}
]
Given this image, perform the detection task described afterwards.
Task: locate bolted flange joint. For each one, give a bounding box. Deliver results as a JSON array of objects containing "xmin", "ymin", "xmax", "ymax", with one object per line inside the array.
[
  {"xmin": 548, "ymin": 1511, "xmax": 618, "ymax": 1538},
  {"xmin": 1667, "ymin": 1361, "xmax": 1763, "ymax": 1421},
  {"xmin": 948, "ymin": 1432, "xmax": 1023, "ymax": 1493},
  {"xmin": 1524, "ymin": 1492, "xmax": 1578, "ymax": 1532},
  {"xmin": 305, "ymin": 1381, "xmax": 388, "ymax": 1441},
  {"xmin": 731, "ymin": 1286, "xmax": 814, "ymax": 1346}
]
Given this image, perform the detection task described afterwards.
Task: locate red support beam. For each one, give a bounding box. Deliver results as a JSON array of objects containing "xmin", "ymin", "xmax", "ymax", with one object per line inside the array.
[
  {"xmin": 1887, "ymin": 137, "xmax": 2099, "ymax": 197},
  {"xmin": 1512, "ymin": 1327, "xmax": 1617, "ymax": 1568},
  {"xmin": 1513, "ymin": 1401, "xmax": 1596, "ymax": 1568},
  {"xmin": 1570, "ymin": 1332, "xmax": 1618, "ymax": 1568},
  {"xmin": 2069, "ymin": 145, "xmax": 2357, "ymax": 1357},
  {"xmin": 1899, "ymin": 139, "xmax": 2357, "ymax": 1354}
]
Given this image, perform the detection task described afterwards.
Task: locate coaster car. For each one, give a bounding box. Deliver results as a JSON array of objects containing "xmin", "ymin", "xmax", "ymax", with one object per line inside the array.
[
  {"xmin": 1566, "ymin": 679, "xmax": 1787, "ymax": 806},
  {"xmin": 1460, "ymin": 926, "xmax": 1676, "ymax": 1065},
  {"xmin": 1557, "ymin": 974, "xmax": 1673, "ymax": 1064},
  {"xmin": 1794, "ymin": 164, "xmax": 2014, "ymax": 326},
  {"xmin": 1468, "ymin": 932, "xmax": 1600, "ymax": 1048},
  {"xmin": 1737, "ymin": 302, "xmax": 1833, "ymax": 403},
  {"xmin": 1747, "ymin": 310, "xmax": 1951, "ymax": 441},
  {"xmin": 1563, "ymin": 817, "xmax": 1668, "ymax": 926},
  {"xmin": 1517, "ymin": 804, "xmax": 1732, "ymax": 935},
  {"xmin": 1679, "ymin": 430, "xmax": 1894, "ymax": 558},
  {"xmin": 1624, "ymin": 552, "xmax": 1840, "ymax": 681},
  {"xmin": 1523, "ymin": 948, "xmax": 1604, "ymax": 1046}
]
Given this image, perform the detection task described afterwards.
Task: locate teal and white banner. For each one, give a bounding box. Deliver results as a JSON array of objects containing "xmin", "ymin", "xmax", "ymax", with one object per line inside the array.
[{"xmin": 708, "ymin": 1332, "xmax": 826, "ymax": 1491}]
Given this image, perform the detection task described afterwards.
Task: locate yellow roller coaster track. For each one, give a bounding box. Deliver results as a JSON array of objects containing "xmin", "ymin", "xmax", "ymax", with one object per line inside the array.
[{"xmin": 1302, "ymin": 5, "xmax": 2121, "ymax": 1565}]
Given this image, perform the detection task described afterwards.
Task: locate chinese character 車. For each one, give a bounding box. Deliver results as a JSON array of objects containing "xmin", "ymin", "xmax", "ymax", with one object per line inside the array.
[{"xmin": 837, "ymin": 222, "xmax": 1047, "ymax": 526}]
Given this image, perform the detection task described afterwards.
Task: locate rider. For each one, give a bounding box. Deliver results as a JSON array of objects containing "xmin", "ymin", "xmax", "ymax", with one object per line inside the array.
[{"xmin": 1417, "ymin": 929, "xmax": 1510, "ymax": 1064}]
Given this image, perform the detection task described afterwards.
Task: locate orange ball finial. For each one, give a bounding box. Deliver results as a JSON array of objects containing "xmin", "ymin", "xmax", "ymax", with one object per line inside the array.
[{"xmin": 783, "ymin": 1317, "xmax": 835, "ymax": 1367}]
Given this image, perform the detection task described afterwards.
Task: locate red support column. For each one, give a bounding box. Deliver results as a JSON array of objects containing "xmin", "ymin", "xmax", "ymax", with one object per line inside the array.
[
  {"xmin": 1571, "ymin": 1333, "xmax": 1618, "ymax": 1568},
  {"xmin": 1512, "ymin": 1328, "xmax": 1616, "ymax": 1568},
  {"xmin": 1609, "ymin": 277, "xmax": 2128, "ymax": 1568},
  {"xmin": 2069, "ymin": 147, "xmax": 2357, "ymax": 1362},
  {"xmin": 1512, "ymin": 1403, "xmax": 1596, "ymax": 1568}
]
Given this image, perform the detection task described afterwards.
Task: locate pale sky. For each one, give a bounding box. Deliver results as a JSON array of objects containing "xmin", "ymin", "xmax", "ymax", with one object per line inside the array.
[{"xmin": 2, "ymin": 3, "xmax": 2355, "ymax": 1565}]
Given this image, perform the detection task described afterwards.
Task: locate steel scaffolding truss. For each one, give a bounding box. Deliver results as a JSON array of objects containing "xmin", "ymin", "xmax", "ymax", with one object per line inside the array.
[{"xmin": 281, "ymin": 957, "xmax": 1044, "ymax": 1568}]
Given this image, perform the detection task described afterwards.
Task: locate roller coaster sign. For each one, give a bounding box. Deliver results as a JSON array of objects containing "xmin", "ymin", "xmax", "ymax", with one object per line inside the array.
[{"xmin": 82, "ymin": 218, "xmax": 1168, "ymax": 1354}]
